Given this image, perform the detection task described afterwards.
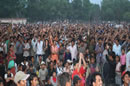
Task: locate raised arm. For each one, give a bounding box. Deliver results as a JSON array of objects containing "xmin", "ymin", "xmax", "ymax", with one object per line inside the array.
[
  {"xmin": 78, "ymin": 53, "xmax": 82, "ymax": 72},
  {"xmin": 81, "ymin": 53, "xmax": 87, "ymax": 68}
]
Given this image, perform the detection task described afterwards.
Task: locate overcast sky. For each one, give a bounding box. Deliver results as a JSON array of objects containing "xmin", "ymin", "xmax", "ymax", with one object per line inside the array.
[{"xmin": 90, "ymin": 0, "xmax": 102, "ymax": 6}]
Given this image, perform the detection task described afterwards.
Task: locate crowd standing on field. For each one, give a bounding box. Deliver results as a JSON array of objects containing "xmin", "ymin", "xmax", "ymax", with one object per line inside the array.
[{"xmin": 0, "ymin": 22, "xmax": 130, "ymax": 86}]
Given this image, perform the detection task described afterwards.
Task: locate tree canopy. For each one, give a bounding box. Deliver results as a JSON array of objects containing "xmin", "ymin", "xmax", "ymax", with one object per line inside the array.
[{"xmin": 0, "ymin": 0, "xmax": 130, "ymax": 22}]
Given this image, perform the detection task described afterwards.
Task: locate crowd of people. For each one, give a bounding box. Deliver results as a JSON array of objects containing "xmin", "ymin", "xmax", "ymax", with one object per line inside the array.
[{"xmin": 0, "ymin": 21, "xmax": 130, "ymax": 86}]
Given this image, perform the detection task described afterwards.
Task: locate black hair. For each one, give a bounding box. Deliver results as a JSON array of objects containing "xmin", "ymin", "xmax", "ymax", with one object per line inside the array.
[
  {"xmin": 71, "ymin": 38, "xmax": 75, "ymax": 42},
  {"xmin": 28, "ymin": 73, "xmax": 37, "ymax": 85},
  {"xmin": 90, "ymin": 72, "xmax": 102, "ymax": 86},
  {"xmin": 98, "ymin": 37, "xmax": 102, "ymax": 41},
  {"xmin": 0, "ymin": 77, "xmax": 3, "ymax": 83},
  {"xmin": 121, "ymin": 71, "xmax": 130, "ymax": 83},
  {"xmin": 108, "ymin": 51, "xmax": 116, "ymax": 60},
  {"xmin": 73, "ymin": 59, "xmax": 78, "ymax": 66},
  {"xmin": 57, "ymin": 72, "xmax": 71, "ymax": 86},
  {"xmin": 104, "ymin": 42, "xmax": 108, "ymax": 49},
  {"xmin": 22, "ymin": 65, "xmax": 27, "ymax": 72}
]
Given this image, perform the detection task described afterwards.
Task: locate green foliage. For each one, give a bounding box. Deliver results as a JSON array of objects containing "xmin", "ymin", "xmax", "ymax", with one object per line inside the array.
[
  {"xmin": 101, "ymin": 0, "xmax": 130, "ymax": 21},
  {"xmin": 0, "ymin": 0, "xmax": 130, "ymax": 22}
]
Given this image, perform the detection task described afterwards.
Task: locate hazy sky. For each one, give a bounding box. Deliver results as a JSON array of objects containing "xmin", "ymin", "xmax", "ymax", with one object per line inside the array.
[
  {"xmin": 90, "ymin": 0, "xmax": 102, "ymax": 6},
  {"xmin": 69, "ymin": 0, "xmax": 102, "ymax": 6}
]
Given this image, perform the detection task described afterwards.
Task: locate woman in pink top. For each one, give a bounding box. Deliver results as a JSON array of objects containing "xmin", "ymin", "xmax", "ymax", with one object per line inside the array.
[
  {"xmin": 50, "ymin": 35, "xmax": 59, "ymax": 63},
  {"xmin": 120, "ymin": 48, "xmax": 126, "ymax": 72}
]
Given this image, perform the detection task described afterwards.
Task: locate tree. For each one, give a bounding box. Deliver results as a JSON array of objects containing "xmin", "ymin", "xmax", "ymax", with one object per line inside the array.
[{"xmin": 0, "ymin": 0, "xmax": 19, "ymax": 18}]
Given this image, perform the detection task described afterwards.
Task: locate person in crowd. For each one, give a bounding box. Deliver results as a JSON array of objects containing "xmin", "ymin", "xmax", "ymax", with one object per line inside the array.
[
  {"xmin": 50, "ymin": 35, "xmax": 59, "ymax": 63},
  {"xmin": 73, "ymin": 75, "xmax": 81, "ymax": 86},
  {"xmin": 48, "ymin": 61, "xmax": 56, "ymax": 77},
  {"xmin": 7, "ymin": 45, "xmax": 16, "ymax": 75},
  {"xmin": 57, "ymin": 72, "xmax": 71, "ymax": 86},
  {"xmin": 72, "ymin": 53, "xmax": 87, "ymax": 86},
  {"xmin": 78, "ymin": 39, "xmax": 87, "ymax": 54},
  {"xmin": 21, "ymin": 58, "xmax": 29, "ymax": 67},
  {"xmin": 90, "ymin": 72, "xmax": 103, "ymax": 86},
  {"xmin": 121, "ymin": 71, "xmax": 130, "ymax": 86},
  {"xmin": 103, "ymin": 52, "xmax": 116, "ymax": 86},
  {"xmin": 0, "ymin": 22, "xmax": 129, "ymax": 86},
  {"xmin": 126, "ymin": 46, "xmax": 130, "ymax": 71},
  {"xmin": 59, "ymin": 43, "xmax": 65, "ymax": 61},
  {"xmin": 0, "ymin": 77, "xmax": 4, "ymax": 86},
  {"xmin": 64, "ymin": 49, "xmax": 71, "ymax": 63},
  {"xmin": 50, "ymin": 71, "xmax": 57, "ymax": 86},
  {"xmin": 27, "ymin": 64, "xmax": 36, "ymax": 74},
  {"xmin": 4, "ymin": 69, "xmax": 14, "ymax": 86},
  {"xmin": 115, "ymin": 55, "xmax": 121, "ymax": 85},
  {"xmin": 28, "ymin": 73, "xmax": 39, "ymax": 86},
  {"xmin": 90, "ymin": 56, "xmax": 99, "ymax": 74},
  {"xmin": 44, "ymin": 39, "xmax": 51, "ymax": 62},
  {"xmin": 15, "ymin": 36, "xmax": 24, "ymax": 64},
  {"xmin": 95, "ymin": 38, "xmax": 104, "ymax": 71},
  {"xmin": 57, "ymin": 60, "xmax": 63, "ymax": 75},
  {"xmin": 113, "ymin": 39, "xmax": 122, "ymax": 56},
  {"xmin": 102, "ymin": 43, "xmax": 109, "ymax": 64},
  {"xmin": 36, "ymin": 36, "xmax": 44, "ymax": 65},
  {"xmin": 38, "ymin": 61, "xmax": 48, "ymax": 85},
  {"xmin": 23, "ymin": 39, "xmax": 30, "ymax": 61},
  {"xmin": 63, "ymin": 61, "xmax": 71, "ymax": 73},
  {"xmin": 14, "ymin": 71, "xmax": 30, "ymax": 86},
  {"xmin": 31, "ymin": 36, "xmax": 37, "ymax": 66},
  {"xmin": 120, "ymin": 48, "xmax": 126, "ymax": 73},
  {"xmin": 67, "ymin": 39, "xmax": 78, "ymax": 61}
]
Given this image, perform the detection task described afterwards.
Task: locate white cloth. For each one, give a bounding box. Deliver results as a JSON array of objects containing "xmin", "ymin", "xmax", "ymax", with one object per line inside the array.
[
  {"xmin": 23, "ymin": 43, "xmax": 30, "ymax": 57},
  {"xmin": 126, "ymin": 51, "xmax": 130, "ymax": 71},
  {"xmin": 103, "ymin": 49, "xmax": 108, "ymax": 63},
  {"xmin": 4, "ymin": 73, "xmax": 13, "ymax": 79},
  {"xmin": 57, "ymin": 67, "xmax": 63, "ymax": 75},
  {"xmin": 67, "ymin": 44, "xmax": 78, "ymax": 60},
  {"xmin": 112, "ymin": 43, "xmax": 121, "ymax": 56},
  {"xmin": 31, "ymin": 38, "xmax": 37, "ymax": 52},
  {"xmin": 36, "ymin": 41, "xmax": 44, "ymax": 55},
  {"xmin": 115, "ymin": 62, "xmax": 121, "ymax": 72},
  {"xmin": 0, "ymin": 43, "xmax": 4, "ymax": 52},
  {"xmin": 21, "ymin": 62, "xmax": 28, "ymax": 66},
  {"xmin": 38, "ymin": 68, "xmax": 48, "ymax": 80}
]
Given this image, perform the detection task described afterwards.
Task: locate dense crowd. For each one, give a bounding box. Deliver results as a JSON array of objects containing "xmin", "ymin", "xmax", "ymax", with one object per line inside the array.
[{"xmin": 0, "ymin": 22, "xmax": 130, "ymax": 86}]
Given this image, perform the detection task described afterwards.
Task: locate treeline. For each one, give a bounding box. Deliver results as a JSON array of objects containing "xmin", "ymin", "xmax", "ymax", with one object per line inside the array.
[{"xmin": 0, "ymin": 0, "xmax": 130, "ymax": 22}]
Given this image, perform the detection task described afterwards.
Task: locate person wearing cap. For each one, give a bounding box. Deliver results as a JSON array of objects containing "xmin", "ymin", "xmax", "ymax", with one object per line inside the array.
[
  {"xmin": 73, "ymin": 75, "xmax": 81, "ymax": 86},
  {"xmin": 38, "ymin": 61, "xmax": 48, "ymax": 85},
  {"xmin": 14, "ymin": 71, "xmax": 30, "ymax": 86},
  {"xmin": 121, "ymin": 71, "xmax": 130, "ymax": 86}
]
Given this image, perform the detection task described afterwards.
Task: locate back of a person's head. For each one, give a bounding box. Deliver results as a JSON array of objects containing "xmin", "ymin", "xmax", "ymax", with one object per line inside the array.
[
  {"xmin": 22, "ymin": 65, "xmax": 27, "ymax": 72},
  {"xmin": 57, "ymin": 72, "xmax": 71, "ymax": 86}
]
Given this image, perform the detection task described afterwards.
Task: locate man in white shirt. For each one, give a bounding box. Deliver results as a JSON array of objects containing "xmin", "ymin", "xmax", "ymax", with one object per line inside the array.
[
  {"xmin": 112, "ymin": 39, "xmax": 122, "ymax": 56},
  {"xmin": 36, "ymin": 36, "xmax": 44, "ymax": 65},
  {"xmin": 67, "ymin": 39, "xmax": 78, "ymax": 61},
  {"xmin": 126, "ymin": 47, "xmax": 130, "ymax": 71},
  {"xmin": 31, "ymin": 36, "xmax": 37, "ymax": 65}
]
